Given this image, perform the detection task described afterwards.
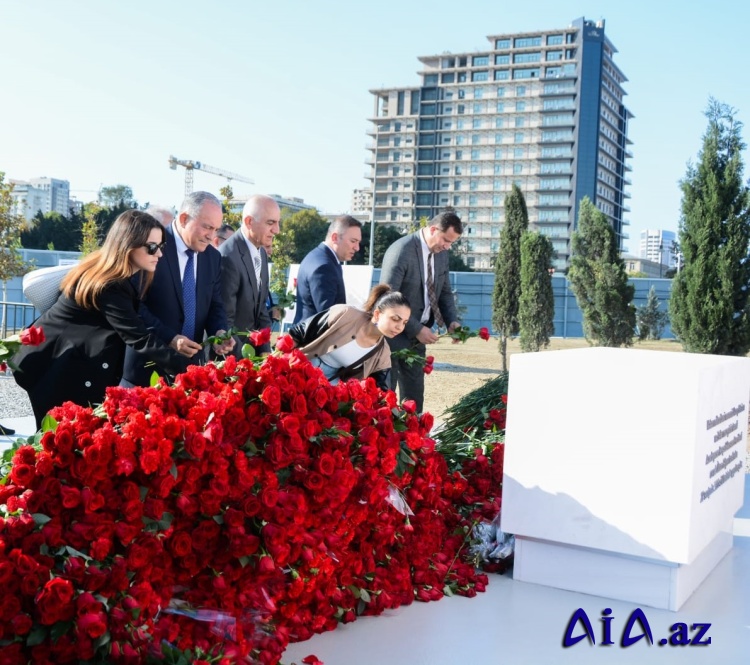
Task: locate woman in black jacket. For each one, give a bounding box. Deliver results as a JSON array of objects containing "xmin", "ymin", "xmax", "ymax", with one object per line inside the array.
[{"xmin": 14, "ymin": 210, "xmax": 190, "ymax": 427}]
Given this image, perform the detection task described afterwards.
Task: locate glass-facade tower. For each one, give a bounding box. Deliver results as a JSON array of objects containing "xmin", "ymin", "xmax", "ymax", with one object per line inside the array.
[{"xmin": 366, "ymin": 17, "xmax": 632, "ymax": 270}]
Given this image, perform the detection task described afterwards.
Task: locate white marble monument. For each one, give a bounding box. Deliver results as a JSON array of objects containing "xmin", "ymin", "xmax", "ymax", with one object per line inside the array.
[{"xmin": 501, "ymin": 347, "xmax": 749, "ymax": 610}]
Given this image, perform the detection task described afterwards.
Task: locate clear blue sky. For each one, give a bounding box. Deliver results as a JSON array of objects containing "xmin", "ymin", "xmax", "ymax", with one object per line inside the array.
[{"xmin": 2, "ymin": 0, "xmax": 749, "ymax": 254}]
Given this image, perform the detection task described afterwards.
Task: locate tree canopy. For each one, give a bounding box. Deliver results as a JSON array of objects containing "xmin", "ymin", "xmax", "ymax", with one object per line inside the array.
[
  {"xmin": 0, "ymin": 172, "xmax": 27, "ymax": 282},
  {"xmin": 518, "ymin": 231, "xmax": 555, "ymax": 352},
  {"xmin": 492, "ymin": 184, "xmax": 528, "ymax": 369},
  {"xmin": 568, "ymin": 197, "xmax": 635, "ymax": 347},
  {"xmin": 669, "ymin": 99, "xmax": 750, "ymax": 355}
]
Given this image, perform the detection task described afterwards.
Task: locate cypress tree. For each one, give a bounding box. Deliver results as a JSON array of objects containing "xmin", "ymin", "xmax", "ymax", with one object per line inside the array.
[
  {"xmin": 492, "ymin": 184, "xmax": 528, "ymax": 370},
  {"xmin": 568, "ymin": 197, "xmax": 635, "ymax": 346},
  {"xmin": 669, "ymin": 99, "xmax": 750, "ymax": 355},
  {"xmin": 518, "ymin": 231, "xmax": 555, "ymax": 352},
  {"xmin": 636, "ymin": 285, "xmax": 669, "ymax": 341}
]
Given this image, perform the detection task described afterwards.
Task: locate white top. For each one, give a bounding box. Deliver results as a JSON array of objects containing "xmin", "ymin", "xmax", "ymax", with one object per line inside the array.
[{"xmin": 310, "ymin": 338, "xmax": 377, "ymax": 385}]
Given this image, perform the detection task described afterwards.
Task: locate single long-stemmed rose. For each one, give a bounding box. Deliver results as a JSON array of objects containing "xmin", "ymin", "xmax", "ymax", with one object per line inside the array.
[
  {"xmin": 392, "ymin": 326, "xmax": 492, "ymax": 374},
  {"xmin": 0, "ymin": 324, "xmax": 45, "ymax": 372}
]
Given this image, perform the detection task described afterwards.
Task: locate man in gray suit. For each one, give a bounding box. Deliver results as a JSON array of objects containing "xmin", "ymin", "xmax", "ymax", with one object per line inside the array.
[
  {"xmin": 380, "ymin": 211, "xmax": 463, "ymax": 411},
  {"xmin": 218, "ymin": 194, "xmax": 281, "ymax": 356}
]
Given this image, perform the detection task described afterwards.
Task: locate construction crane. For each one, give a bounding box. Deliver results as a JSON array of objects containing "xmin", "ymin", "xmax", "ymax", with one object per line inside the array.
[{"xmin": 168, "ymin": 155, "xmax": 254, "ymax": 196}]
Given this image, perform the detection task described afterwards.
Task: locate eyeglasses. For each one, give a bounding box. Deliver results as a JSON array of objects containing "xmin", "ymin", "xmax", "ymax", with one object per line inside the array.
[{"xmin": 143, "ymin": 241, "xmax": 166, "ymax": 256}]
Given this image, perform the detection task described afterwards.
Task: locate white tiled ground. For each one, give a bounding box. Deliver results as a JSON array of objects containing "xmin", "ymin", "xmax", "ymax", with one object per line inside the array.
[{"xmin": 2, "ymin": 418, "xmax": 748, "ymax": 664}]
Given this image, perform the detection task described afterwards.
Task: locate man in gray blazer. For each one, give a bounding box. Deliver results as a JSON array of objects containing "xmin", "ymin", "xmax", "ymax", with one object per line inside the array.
[
  {"xmin": 380, "ymin": 211, "xmax": 463, "ymax": 411},
  {"xmin": 219, "ymin": 194, "xmax": 281, "ymax": 357}
]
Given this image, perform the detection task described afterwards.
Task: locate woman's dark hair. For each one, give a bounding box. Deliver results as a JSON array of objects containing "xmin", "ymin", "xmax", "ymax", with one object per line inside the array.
[
  {"xmin": 363, "ymin": 283, "xmax": 411, "ymax": 314},
  {"xmin": 61, "ymin": 209, "xmax": 165, "ymax": 309}
]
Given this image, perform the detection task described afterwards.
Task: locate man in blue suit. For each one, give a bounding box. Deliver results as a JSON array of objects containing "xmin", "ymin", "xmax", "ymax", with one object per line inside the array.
[
  {"xmin": 122, "ymin": 191, "xmax": 234, "ymax": 387},
  {"xmin": 293, "ymin": 215, "xmax": 362, "ymax": 323}
]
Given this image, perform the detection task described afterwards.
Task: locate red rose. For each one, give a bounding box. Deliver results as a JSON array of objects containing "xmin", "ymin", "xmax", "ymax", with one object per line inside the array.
[
  {"xmin": 19, "ymin": 325, "xmax": 45, "ymax": 346},
  {"xmin": 479, "ymin": 326, "xmax": 490, "ymax": 341},
  {"xmin": 77, "ymin": 611, "xmax": 108, "ymax": 638},
  {"xmin": 402, "ymin": 399, "xmax": 417, "ymax": 414},
  {"xmin": 423, "ymin": 364, "xmax": 433, "ymax": 375},
  {"xmin": 276, "ymin": 334, "xmax": 296, "ymax": 353},
  {"xmin": 302, "ymin": 656, "xmax": 324, "ymax": 665},
  {"xmin": 36, "ymin": 578, "xmax": 75, "ymax": 625},
  {"xmin": 249, "ymin": 327, "xmax": 271, "ymax": 348},
  {"xmin": 261, "ymin": 385, "xmax": 282, "ymax": 414}
]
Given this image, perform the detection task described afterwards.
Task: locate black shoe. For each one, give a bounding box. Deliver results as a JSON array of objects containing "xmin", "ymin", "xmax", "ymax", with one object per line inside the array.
[{"xmin": 0, "ymin": 423, "xmax": 15, "ymax": 435}]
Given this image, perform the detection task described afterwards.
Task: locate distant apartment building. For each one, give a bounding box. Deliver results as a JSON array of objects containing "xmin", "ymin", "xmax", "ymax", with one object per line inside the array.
[
  {"xmin": 10, "ymin": 177, "xmax": 70, "ymax": 221},
  {"xmin": 639, "ymin": 229, "xmax": 677, "ymax": 267},
  {"xmin": 366, "ymin": 17, "xmax": 632, "ymax": 270},
  {"xmin": 351, "ymin": 188, "xmax": 373, "ymax": 220}
]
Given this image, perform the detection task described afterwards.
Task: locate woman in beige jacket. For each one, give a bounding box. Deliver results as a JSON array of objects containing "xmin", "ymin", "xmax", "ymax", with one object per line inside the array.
[{"xmin": 283, "ymin": 284, "xmax": 410, "ymax": 391}]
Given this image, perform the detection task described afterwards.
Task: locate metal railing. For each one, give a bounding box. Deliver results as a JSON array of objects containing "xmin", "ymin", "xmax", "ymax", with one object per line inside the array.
[{"xmin": 0, "ymin": 301, "xmax": 39, "ymax": 338}]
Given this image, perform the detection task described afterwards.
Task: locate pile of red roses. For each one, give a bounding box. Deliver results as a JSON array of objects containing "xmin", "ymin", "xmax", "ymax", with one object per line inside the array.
[{"xmin": 0, "ymin": 345, "xmax": 505, "ymax": 664}]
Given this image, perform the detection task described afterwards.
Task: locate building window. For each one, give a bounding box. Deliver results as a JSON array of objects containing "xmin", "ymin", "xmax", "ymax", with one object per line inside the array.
[
  {"xmin": 494, "ymin": 164, "xmax": 503, "ymax": 174},
  {"xmin": 547, "ymin": 34, "xmax": 564, "ymax": 45},
  {"xmin": 473, "ymin": 55, "xmax": 489, "ymax": 66},
  {"xmin": 496, "ymin": 101, "xmax": 505, "ymax": 112},
  {"xmin": 456, "ymin": 150, "xmax": 463, "ymax": 159},
  {"xmin": 514, "ymin": 132, "xmax": 524, "ymax": 143},
  {"xmin": 495, "ymin": 54, "xmax": 510, "ymax": 65},
  {"xmin": 454, "ymin": 195, "xmax": 461, "ymax": 205},
  {"xmin": 494, "ymin": 148, "xmax": 503, "ymax": 159},
  {"xmin": 470, "ymin": 164, "xmax": 479, "ymax": 174},
  {"xmin": 472, "ymin": 117, "xmax": 482, "ymax": 129},
  {"xmin": 469, "ymin": 194, "xmax": 478, "ymax": 205},
  {"xmin": 515, "ymin": 117, "xmax": 525, "ymax": 128},
  {"xmin": 471, "ymin": 148, "xmax": 480, "ymax": 159},
  {"xmin": 514, "ymin": 147, "xmax": 524, "ymax": 158},
  {"xmin": 455, "ymin": 181, "xmax": 462, "ymax": 190},
  {"xmin": 470, "ymin": 180, "xmax": 478, "ymax": 190},
  {"xmin": 494, "ymin": 70, "xmax": 510, "ymax": 80},
  {"xmin": 513, "ymin": 68, "xmax": 540, "ymax": 79},
  {"xmin": 513, "ymin": 163, "xmax": 523, "ymax": 175},
  {"xmin": 472, "ymin": 70, "xmax": 489, "ymax": 82},
  {"xmin": 495, "ymin": 38, "xmax": 511, "ymax": 49},
  {"xmin": 516, "ymin": 85, "xmax": 527, "ymax": 96},
  {"xmin": 471, "ymin": 134, "xmax": 480, "ymax": 144},
  {"xmin": 473, "ymin": 102, "xmax": 483, "ymax": 113},
  {"xmin": 474, "ymin": 87, "xmax": 484, "ymax": 99},
  {"xmin": 497, "ymin": 86, "xmax": 506, "ymax": 96},
  {"xmin": 546, "ymin": 50, "xmax": 563, "ymax": 61},
  {"xmin": 393, "ymin": 166, "xmax": 400, "ymax": 176},
  {"xmin": 513, "ymin": 52, "xmax": 541, "ymax": 63},
  {"xmin": 516, "ymin": 100, "xmax": 527, "ymax": 112},
  {"xmin": 514, "ymin": 36, "xmax": 542, "ymax": 48},
  {"xmin": 442, "ymin": 72, "xmax": 455, "ymax": 83}
]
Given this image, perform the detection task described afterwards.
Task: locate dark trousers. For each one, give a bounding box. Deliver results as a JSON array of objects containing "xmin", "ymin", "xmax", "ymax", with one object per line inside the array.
[{"xmin": 389, "ymin": 341, "xmax": 427, "ymax": 413}]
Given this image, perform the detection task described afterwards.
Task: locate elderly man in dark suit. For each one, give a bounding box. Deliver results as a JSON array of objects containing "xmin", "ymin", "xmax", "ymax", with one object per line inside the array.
[
  {"xmin": 379, "ymin": 211, "xmax": 463, "ymax": 412},
  {"xmin": 218, "ymin": 194, "xmax": 281, "ymax": 356},
  {"xmin": 122, "ymin": 191, "xmax": 234, "ymax": 387},
  {"xmin": 293, "ymin": 215, "xmax": 362, "ymax": 323}
]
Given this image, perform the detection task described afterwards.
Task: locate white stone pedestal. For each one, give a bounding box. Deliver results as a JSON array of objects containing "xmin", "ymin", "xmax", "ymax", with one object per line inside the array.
[{"xmin": 500, "ymin": 348, "xmax": 749, "ymax": 611}]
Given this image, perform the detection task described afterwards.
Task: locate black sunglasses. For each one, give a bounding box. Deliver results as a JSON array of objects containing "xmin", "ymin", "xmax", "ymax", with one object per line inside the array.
[{"xmin": 143, "ymin": 241, "xmax": 167, "ymax": 256}]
